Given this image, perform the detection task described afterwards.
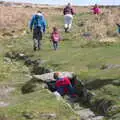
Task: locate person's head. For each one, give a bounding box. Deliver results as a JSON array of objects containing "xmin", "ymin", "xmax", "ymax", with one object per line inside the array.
[
  {"xmin": 94, "ymin": 4, "xmax": 98, "ymax": 8},
  {"xmin": 53, "ymin": 27, "xmax": 58, "ymax": 32},
  {"xmin": 67, "ymin": 3, "xmax": 71, "ymax": 7},
  {"xmin": 37, "ymin": 11, "xmax": 42, "ymax": 14},
  {"xmin": 53, "ymin": 72, "xmax": 60, "ymax": 79},
  {"xmin": 36, "ymin": 11, "xmax": 43, "ymax": 16}
]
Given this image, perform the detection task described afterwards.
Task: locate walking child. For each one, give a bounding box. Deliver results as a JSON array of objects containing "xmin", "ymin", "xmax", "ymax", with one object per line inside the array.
[{"xmin": 51, "ymin": 27, "xmax": 61, "ymax": 50}]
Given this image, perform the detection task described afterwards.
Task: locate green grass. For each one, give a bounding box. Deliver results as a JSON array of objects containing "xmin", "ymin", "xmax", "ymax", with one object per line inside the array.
[
  {"xmin": 0, "ymin": 12, "xmax": 120, "ymax": 120},
  {"xmin": 0, "ymin": 90, "xmax": 78, "ymax": 120}
]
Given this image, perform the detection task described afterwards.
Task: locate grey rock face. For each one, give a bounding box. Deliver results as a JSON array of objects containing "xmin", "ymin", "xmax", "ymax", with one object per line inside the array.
[
  {"xmin": 40, "ymin": 113, "xmax": 57, "ymax": 119},
  {"xmin": 32, "ymin": 72, "xmax": 73, "ymax": 82}
]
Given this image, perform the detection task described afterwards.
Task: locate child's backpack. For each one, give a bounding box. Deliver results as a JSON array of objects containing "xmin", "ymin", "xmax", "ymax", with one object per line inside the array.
[{"xmin": 52, "ymin": 32, "xmax": 60, "ymax": 42}]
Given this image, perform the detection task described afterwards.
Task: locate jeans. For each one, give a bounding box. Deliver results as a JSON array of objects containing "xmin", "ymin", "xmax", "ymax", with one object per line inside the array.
[
  {"xmin": 33, "ymin": 27, "xmax": 42, "ymax": 50},
  {"xmin": 53, "ymin": 41, "xmax": 58, "ymax": 50},
  {"xmin": 56, "ymin": 84, "xmax": 75, "ymax": 96},
  {"xmin": 33, "ymin": 39, "xmax": 41, "ymax": 50}
]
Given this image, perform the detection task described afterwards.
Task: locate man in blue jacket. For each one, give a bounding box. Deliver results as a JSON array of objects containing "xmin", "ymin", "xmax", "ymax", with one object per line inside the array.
[{"xmin": 30, "ymin": 11, "xmax": 46, "ymax": 51}]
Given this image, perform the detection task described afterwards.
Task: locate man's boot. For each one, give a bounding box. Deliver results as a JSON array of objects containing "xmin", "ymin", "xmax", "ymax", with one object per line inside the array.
[{"xmin": 64, "ymin": 27, "xmax": 68, "ymax": 33}]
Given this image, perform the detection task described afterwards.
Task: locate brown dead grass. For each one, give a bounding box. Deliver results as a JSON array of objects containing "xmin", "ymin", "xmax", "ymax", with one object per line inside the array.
[{"xmin": 0, "ymin": 2, "xmax": 120, "ymax": 39}]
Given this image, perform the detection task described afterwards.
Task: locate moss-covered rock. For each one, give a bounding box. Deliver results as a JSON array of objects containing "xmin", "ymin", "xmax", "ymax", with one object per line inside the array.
[{"xmin": 21, "ymin": 78, "xmax": 46, "ymax": 94}]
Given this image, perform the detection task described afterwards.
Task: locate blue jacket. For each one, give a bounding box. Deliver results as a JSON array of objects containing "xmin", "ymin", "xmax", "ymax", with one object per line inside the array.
[{"xmin": 30, "ymin": 14, "xmax": 46, "ymax": 32}]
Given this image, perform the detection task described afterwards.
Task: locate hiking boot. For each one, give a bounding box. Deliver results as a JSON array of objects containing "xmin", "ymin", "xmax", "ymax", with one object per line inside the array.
[{"xmin": 64, "ymin": 27, "xmax": 68, "ymax": 33}]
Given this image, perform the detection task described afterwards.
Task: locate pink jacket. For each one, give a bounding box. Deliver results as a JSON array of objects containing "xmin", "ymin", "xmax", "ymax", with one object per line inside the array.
[
  {"xmin": 92, "ymin": 7, "xmax": 101, "ymax": 14},
  {"xmin": 51, "ymin": 31, "xmax": 61, "ymax": 42}
]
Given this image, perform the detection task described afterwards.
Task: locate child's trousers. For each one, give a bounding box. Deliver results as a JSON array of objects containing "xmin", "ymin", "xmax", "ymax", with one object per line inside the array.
[{"xmin": 53, "ymin": 41, "xmax": 58, "ymax": 50}]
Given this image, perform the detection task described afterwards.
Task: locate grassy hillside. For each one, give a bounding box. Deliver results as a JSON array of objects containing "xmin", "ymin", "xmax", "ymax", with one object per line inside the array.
[{"xmin": 0, "ymin": 3, "xmax": 120, "ymax": 120}]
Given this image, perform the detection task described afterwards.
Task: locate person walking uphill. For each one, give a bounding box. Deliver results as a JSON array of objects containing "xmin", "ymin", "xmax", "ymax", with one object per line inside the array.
[
  {"xmin": 91, "ymin": 4, "xmax": 101, "ymax": 15},
  {"xmin": 30, "ymin": 11, "xmax": 46, "ymax": 51},
  {"xmin": 51, "ymin": 27, "xmax": 61, "ymax": 50},
  {"xmin": 63, "ymin": 3, "xmax": 75, "ymax": 33}
]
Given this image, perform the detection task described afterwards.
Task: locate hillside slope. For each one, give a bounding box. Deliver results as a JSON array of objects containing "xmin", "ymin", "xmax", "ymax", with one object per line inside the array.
[{"xmin": 0, "ymin": 2, "xmax": 120, "ymax": 120}]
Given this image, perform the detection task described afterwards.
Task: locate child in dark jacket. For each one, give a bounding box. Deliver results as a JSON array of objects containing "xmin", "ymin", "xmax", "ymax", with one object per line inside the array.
[{"xmin": 51, "ymin": 27, "xmax": 61, "ymax": 50}]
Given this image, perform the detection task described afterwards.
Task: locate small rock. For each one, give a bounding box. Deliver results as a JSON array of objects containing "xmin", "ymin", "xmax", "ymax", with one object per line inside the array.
[
  {"xmin": 24, "ymin": 59, "xmax": 33, "ymax": 66},
  {"xmin": 92, "ymin": 116, "xmax": 104, "ymax": 120},
  {"xmin": 77, "ymin": 109, "xmax": 95, "ymax": 120},
  {"xmin": 22, "ymin": 30, "xmax": 26, "ymax": 35},
  {"xmin": 40, "ymin": 113, "xmax": 56, "ymax": 119},
  {"xmin": 19, "ymin": 53, "xmax": 25, "ymax": 57},
  {"xmin": 4, "ymin": 57, "xmax": 12, "ymax": 64},
  {"xmin": 112, "ymin": 80, "xmax": 120, "ymax": 86},
  {"xmin": 101, "ymin": 64, "xmax": 120, "ymax": 70},
  {"xmin": 73, "ymin": 103, "xmax": 83, "ymax": 111},
  {"xmin": 0, "ymin": 101, "xmax": 9, "ymax": 107},
  {"xmin": 5, "ymin": 52, "xmax": 16, "ymax": 59},
  {"xmin": 23, "ymin": 112, "xmax": 34, "ymax": 119},
  {"xmin": 25, "ymin": 74, "xmax": 32, "ymax": 79}
]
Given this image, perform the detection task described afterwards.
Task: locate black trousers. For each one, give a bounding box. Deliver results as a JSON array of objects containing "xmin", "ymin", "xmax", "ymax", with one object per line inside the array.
[{"xmin": 33, "ymin": 27, "xmax": 42, "ymax": 49}]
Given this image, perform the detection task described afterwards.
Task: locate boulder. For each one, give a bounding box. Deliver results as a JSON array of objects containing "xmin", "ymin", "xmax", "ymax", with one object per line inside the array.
[
  {"xmin": 21, "ymin": 78, "xmax": 47, "ymax": 94},
  {"xmin": 32, "ymin": 72, "xmax": 73, "ymax": 82}
]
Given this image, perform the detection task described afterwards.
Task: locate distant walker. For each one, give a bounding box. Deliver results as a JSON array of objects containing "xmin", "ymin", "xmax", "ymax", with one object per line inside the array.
[{"xmin": 63, "ymin": 3, "xmax": 75, "ymax": 33}]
